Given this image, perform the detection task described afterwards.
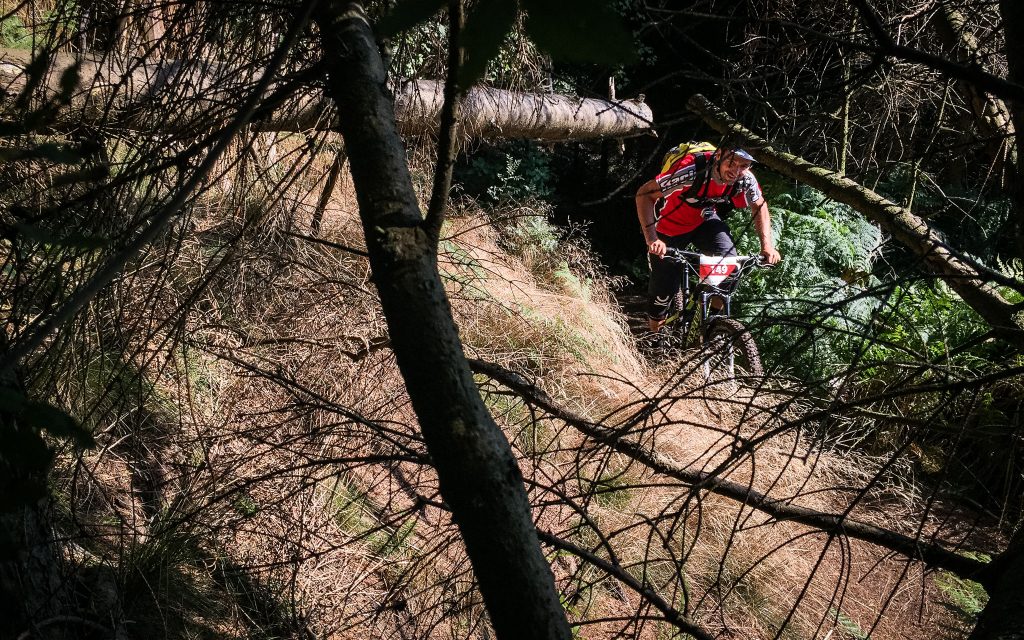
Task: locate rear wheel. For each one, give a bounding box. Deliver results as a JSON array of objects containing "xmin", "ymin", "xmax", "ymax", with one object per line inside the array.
[{"xmin": 702, "ymin": 317, "xmax": 763, "ymax": 381}]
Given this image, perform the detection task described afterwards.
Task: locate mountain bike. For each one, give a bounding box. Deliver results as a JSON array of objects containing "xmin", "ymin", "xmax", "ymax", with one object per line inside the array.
[{"xmin": 652, "ymin": 248, "xmax": 768, "ymax": 381}]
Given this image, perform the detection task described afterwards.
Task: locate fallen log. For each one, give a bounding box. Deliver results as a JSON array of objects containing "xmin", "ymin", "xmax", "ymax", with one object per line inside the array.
[
  {"xmin": 395, "ymin": 79, "xmax": 651, "ymax": 140},
  {"xmin": 0, "ymin": 48, "xmax": 652, "ymax": 140}
]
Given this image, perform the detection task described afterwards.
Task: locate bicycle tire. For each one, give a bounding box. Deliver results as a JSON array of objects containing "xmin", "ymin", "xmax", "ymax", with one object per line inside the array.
[{"xmin": 703, "ymin": 316, "xmax": 763, "ymax": 379}]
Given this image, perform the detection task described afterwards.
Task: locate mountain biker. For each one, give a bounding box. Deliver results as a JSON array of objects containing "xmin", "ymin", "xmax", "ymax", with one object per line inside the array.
[{"xmin": 636, "ymin": 144, "xmax": 781, "ymax": 333}]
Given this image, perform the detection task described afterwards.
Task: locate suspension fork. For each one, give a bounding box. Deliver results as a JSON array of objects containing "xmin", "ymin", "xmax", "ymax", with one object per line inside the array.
[
  {"xmin": 701, "ymin": 290, "xmax": 732, "ymax": 320},
  {"xmin": 672, "ymin": 265, "xmax": 700, "ymax": 343}
]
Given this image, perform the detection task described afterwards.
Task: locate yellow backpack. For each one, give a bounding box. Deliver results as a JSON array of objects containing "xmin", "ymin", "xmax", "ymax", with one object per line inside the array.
[
  {"xmin": 659, "ymin": 140, "xmax": 718, "ymax": 174},
  {"xmin": 658, "ymin": 141, "xmax": 740, "ymax": 217}
]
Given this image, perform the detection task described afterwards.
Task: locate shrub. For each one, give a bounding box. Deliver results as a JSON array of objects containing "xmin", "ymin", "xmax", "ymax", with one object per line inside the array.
[
  {"xmin": 456, "ymin": 141, "xmax": 554, "ymax": 204},
  {"xmin": 729, "ymin": 182, "xmax": 883, "ymax": 381},
  {"xmin": 1, "ymin": 14, "xmax": 31, "ymax": 49}
]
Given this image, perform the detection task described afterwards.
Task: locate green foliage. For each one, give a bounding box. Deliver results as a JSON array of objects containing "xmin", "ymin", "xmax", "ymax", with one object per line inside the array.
[
  {"xmin": 1, "ymin": 14, "xmax": 32, "ymax": 49},
  {"xmin": 232, "ymin": 492, "xmax": 260, "ymax": 517},
  {"xmin": 729, "ymin": 182, "xmax": 884, "ymax": 380},
  {"xmin": 494, "ymin": 207, "xmax": 608, "ymax": 303},
  {"xmin": 377, "ymin": 0, "xmax": 635, "ymax": 87},
  {"xmin": 828, "ymin": 607, "xmax": 869, "ymax": 640},
  {"xmin": 60, "ymin": 348, "xmax": 178, "ymax": 436},
  {"xmin": 111, "ymin": 515, "xmax": 251, "ymax": 639},
  {"xmin": 376, "ymin": 0, "xmax": 448, "ymax": 37},
  {"xmin": 521, "ymin": 304, "xmax": 599, "ymax": 363},
  {"xmin": 583, "ymin": 470, "xmax": 633, "ymax": 509},
  {"xmin": 730, "ymin": 178, "xmax": 998, "ymax": 381},
  {"xmin": 479, "ymin": 385, "xmax": 554, "ymax": 454},
  {"xmin": 737, "ymin": 183, "xmax": 881, "ymax": 291},
  {"xmin": 551, "ymin": 262, "xmax": 592, "ymax": 301},
  {"xmin": 439, "ymin": 232, "xmax": 493, "ymax": 302},
  {"xmin": 516, "ymin": 415, "xmax": 554, "ymax": 455},
  {"xmin": 875, "ymin": 162, "xmax": 1016, "ymax": 264},
  {"xmin": 388, "ymin": 18, "xmax": 450, "ymax": 79},
  {"xmin": 457, "ymin": 140, "xmax": 554, "ymax": 203},
  {"xmin": 864, "ymin": 280, "xmax": 994, "ymax": 369},
  {"xmin": 520, "ymin": 0, "xmax": 636, "ymax": 65},
  {"xmin": 714, "ymin": 548, "xmax": 793, "ymax": 638},
  {"xmin": 460, "ymin": 0, "xmax": 519, "ymax": 87},
  {"xmin": 504, "ymin": 213, "xmax": 559, "ymax": 259},
  {"xmin": 726, "ymin": 179, "xmax": 1024, "ymax": 521},
  {"xmin": 995, "ymin": 256, "xmax": 1024, "ymax": 305},
  {"xmin": 935, "ymin": 557, "xmax": 990, "ymax": 625}
]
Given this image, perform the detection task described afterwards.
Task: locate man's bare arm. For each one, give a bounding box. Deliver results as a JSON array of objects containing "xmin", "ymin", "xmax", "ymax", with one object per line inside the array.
[
  {"xmin": 636, "ymin": 179, "xmax": 666, "ymax": 256},
  {"xmin": 750, "ymin": 199, "xmax": 781, "ymax": 264}
]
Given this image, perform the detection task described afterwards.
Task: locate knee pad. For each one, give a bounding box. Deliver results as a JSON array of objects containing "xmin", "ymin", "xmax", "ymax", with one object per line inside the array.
[{"xmin": 647, "ymin": 294, "xmax": 672, "ymax": 320}]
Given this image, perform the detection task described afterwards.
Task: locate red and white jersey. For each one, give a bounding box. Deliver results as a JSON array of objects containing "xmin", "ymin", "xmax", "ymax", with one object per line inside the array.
[{"xmin": 654, "ymin": 151, "xmax": 763, "ymax": 236}]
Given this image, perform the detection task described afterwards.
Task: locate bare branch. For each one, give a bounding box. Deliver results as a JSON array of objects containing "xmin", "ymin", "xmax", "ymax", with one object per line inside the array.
[{"xmin": 468, "ymin": 358, "xmax": 993, "ymax": 582}]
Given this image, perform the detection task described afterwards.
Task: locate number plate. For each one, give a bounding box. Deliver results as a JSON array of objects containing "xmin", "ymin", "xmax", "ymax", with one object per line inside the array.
[{"xmin": 698, "ymin": 257, "xmax": 738, "ymax": 285}]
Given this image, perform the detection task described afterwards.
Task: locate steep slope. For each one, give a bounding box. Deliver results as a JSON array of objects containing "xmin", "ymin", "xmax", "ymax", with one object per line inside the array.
[{"xmin": 46, "ymin": 141, "xmax": 979, "ymax": 640}]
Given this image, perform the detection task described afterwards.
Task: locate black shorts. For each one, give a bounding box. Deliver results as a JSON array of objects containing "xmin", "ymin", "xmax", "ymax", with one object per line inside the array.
[{"xmin": 647, "ymin": 216, "xmax": 737, "ymax": 320}]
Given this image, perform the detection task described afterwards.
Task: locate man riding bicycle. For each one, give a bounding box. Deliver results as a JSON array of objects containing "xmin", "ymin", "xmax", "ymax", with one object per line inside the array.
[{"xmin": 636, "ymin": 143, "xmax": 781, "ymax": 334}]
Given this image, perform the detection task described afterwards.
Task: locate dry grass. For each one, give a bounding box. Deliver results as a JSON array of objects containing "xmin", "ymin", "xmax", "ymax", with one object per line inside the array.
[
  {"xmin": 32, "ymin": 132, "xmax": 978, "ymax": 640},
  {"xmin": 0, "ymin": 2, "xmax": 996, "ymax": 635}
]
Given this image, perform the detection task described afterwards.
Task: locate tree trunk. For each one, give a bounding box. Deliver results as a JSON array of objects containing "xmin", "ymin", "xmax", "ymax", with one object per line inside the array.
[
  {"xmin": 0, "ymin": 501, "xmax": 64, "ymax": 639},
  {"xmin": 0, "ymin": 345, "xmax": 66, "ymax": 639},
  {"xmin": 687, "ymin": 93, "xmax": 1024, "ymax": 345},
  {"xmin": 0, "ymin": 48, "xmax": 653, "ymax": 140},
  {"xmin": 312, "ymin": 3, "xmax": 570, "ymax": 639},
  {"xmin": 1000, "ymin": 0, "xmax": 1024, "ymax": 258},
  {"xmin": 968, "ymin": 528, "xmax": 1024, "ymax": 640},
  {"xmin": 934, "ymin": 6, "xmax": 1017, "ymax": 189}
]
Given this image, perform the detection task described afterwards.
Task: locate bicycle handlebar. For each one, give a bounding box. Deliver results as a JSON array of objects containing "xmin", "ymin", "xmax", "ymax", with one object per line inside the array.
[{"xmin": 661, "ymin": 248, "xmax": 769, "ymax": 268}]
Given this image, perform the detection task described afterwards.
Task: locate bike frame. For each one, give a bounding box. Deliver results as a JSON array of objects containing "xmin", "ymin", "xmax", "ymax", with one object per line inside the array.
[{"xmin": 661, "ymin": 249, "xmax": 762, "ymax": 344}]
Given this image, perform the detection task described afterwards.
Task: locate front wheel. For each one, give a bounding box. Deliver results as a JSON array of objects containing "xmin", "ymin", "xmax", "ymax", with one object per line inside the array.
[{"xmin": 702, "ymin": 317, "xmax": 763, "ymax": 381}]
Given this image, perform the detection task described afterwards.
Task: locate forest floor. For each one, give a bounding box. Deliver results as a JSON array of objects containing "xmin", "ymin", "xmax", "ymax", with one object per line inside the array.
[{"xmin": 51, "ymin": 141, "xmax": 989, "ymax": 640}]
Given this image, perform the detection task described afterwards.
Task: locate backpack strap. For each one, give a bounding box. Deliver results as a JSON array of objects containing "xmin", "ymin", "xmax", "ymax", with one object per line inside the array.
[
  {"xmin": 678, "ymin": 151, "xmax": 716, "ymax": 206},
  {"xmin": 657, "ymin": 149, "xmax": 742, "ymax": 222}
]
